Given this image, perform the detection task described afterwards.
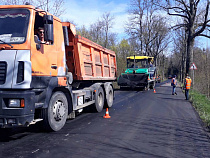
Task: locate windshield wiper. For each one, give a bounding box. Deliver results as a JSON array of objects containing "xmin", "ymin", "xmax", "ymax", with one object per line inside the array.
[{"xmin": 0, "ymin": 39, "xmax": 13, "ymax": 48}]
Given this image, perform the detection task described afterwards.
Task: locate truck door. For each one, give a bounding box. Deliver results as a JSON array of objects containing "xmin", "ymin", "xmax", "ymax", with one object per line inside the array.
[{"xmin": 31, "ymin": 13, "xmax": 57, "ymax": 77}]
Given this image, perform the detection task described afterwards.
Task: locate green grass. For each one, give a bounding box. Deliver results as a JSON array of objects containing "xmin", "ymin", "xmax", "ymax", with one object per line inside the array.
[{"xmin": 189, "ymin": 89, "xmax": 210, "ymax": 127}]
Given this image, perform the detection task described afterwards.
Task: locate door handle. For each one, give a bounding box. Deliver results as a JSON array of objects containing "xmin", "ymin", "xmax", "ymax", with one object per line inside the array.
[{"xmin": 51, "ymin": 65, "xmax": 57, "ymax": 69}]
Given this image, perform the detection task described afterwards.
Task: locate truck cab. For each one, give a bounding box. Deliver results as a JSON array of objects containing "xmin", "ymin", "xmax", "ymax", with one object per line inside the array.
[{"xmin": 0, "ymin": 5, "xmax": 67, "ymax": 129}]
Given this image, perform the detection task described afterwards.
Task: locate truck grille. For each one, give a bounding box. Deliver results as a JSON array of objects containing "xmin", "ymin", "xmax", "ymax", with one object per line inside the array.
[{"xmin": 0, "ymin": 62, "xmax": 7, "ymax": 85}]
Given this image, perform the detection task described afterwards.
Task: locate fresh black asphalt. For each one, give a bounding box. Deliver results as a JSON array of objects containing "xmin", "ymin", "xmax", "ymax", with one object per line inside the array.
[{"xmin": 0, "ymin": 80, "xmax": 209, "ymax": 158}]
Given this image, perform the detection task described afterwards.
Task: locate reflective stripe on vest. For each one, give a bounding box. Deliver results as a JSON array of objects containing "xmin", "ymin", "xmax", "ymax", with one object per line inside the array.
[{"xmin": 186, "ymin": 78, "xmax": 191, "ymax": 89}]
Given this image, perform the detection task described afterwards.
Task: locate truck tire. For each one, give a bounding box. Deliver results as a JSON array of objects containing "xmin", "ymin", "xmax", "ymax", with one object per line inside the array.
[
  {"xmin": 105, "ymin": 85, "xmax": 114, "ymax": 108},
  {"xmin": 42, "ymin": 91, "xmax": 68, "ymax": 132},
  {"xmin": 94, "ymin": 86, "xmax": 104, "ymax": 112}
]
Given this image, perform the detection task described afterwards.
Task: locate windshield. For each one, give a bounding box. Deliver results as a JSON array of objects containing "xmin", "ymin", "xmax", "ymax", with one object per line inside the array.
[
  {"xmin": 0, "ymin": 9, "xmax": 30, "ymax": 44},
  {"xmin": 127, "ymin": 59, "xmax": 148, "ymax": 68}
]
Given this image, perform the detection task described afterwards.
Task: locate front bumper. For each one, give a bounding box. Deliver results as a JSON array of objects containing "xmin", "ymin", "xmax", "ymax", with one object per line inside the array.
[{"xmin": 0, "ymin": 90, "xmax": 35, "ymax": 128}]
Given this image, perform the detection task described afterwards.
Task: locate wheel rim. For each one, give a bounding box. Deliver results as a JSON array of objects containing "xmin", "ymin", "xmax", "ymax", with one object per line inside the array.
[
  {"xmin": 98, "ymin": 92, "xmax": 103, "ymax": 107},
  {"xmin": 53, "ymin": 100, "xmax": 66, "ymax": 122},
  {"xmin": 108, "ymin": 90, "xmax": 113, "ymax": 103}
]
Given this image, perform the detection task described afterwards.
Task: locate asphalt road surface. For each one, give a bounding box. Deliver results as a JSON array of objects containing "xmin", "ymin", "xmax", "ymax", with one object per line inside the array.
[{"xmin": 0, "ymin": 80, "xmax": 210, "ymax": 158}]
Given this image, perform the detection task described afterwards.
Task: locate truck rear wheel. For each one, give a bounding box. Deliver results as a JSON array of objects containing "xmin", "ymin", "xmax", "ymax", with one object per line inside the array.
[
  {"xmin": 105, "ymin": 85, "xmax": 114, "ymax": 108},
  {"xmin": 94, "ymin": 86, "xmax": 104, "ymax": 112},
  {"xmin": 42, "ymin": 91, "xmax": 68, "ymax": 132}
]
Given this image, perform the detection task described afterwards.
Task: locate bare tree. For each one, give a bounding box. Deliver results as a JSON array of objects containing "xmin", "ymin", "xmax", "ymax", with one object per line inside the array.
[
  {"xmin": 102, "ymin": 12, "xmax": 115, "ymax": 48},
  {"xmin": 126, "ymin": 0, "xmax": 150, "ymax": 54},
  {"xmin": 1, "ymin": 0, "xmax": 28, "ymax": 4},
  {"xmin": 89, "ymin": 20, "xmax": 104, "ymax": 44},
  {"xmin": 1, "ymin": 0, "xmax": 65, "ymax": 17},
  {"xmin": 35, "ymin": 0, "xmax": 65, "ymax": 17},
  {"xmin": 171, "ymin": 27, "xmax": 188, "ymax": 82},
  {"xmin": 143, "ymin": 16, "xmax": 171, "ymax": 66},
  {"xmin": 108, "ymin": 33, "xmax": 117, "ymax": 48},
  {"xmin": 76, "ymin": 12, "xmax": 115, "ymax": 49},
  {"xmin": 160, "ymin": 0, "xmax": 210, "ymax": 74},
  {"xmin": 126, "ymin": 0, "xmax": 170, "ymax": 68}
]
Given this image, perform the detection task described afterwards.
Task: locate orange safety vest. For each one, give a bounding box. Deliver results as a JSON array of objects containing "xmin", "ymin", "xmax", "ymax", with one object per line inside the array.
[
  {"xmin": 171, "ymin": 78, "xmax": 177, "ymax": 85},
  {"xmin": 185, "ymin": 78, "xmax": 192, "ymax": 89}
]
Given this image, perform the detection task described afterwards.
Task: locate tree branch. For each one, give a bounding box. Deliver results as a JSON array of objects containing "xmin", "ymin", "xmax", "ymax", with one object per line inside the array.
[
  {"xmin": 198, "ymin": 34, "xmax": 210, "ymax": 38},
  {"xmin": 180, "ymin": 0, "xmax": 191, "ymax": 14},
  {"xmin": 167, "ymin": 12, "xmax": 188, "ymax": 19},
  {"xmin": 160, "ymin": 1, "xmax": 190, "ymax": 17},
  {"xmin": 167, "ymin": 6, "xmax": 186, "ymax": 13},
  {"xmin": 193, "ymin": 1, "xmax": 210, "ymax": 38},
  {"xmin": 170, "ymin": 23, "xmax": 187, "ymax": 30},
  {"xmin": 195, "ymin": 0, "xmax": 201, "ymax": 6}
]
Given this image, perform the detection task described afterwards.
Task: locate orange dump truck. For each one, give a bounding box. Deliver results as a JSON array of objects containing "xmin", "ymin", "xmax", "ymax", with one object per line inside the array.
[{"xmin": 0, "ymin": 5, "xmax": 117, "ymax": 131}]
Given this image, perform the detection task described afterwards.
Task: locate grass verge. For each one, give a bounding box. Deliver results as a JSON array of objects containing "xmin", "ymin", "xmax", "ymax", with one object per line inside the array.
[{"xmin": 189, "ymin": 89, "xmax": 210, "ymax": 128}]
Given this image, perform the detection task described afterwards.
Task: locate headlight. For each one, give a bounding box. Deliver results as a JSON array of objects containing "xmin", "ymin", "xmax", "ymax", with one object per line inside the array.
[{"xmin": 9, "ymin": 99, "xmax": 24, "ymax": 108}]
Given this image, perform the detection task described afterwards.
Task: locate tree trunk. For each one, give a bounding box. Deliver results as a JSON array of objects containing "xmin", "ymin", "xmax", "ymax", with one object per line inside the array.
[
  {"xmin": 140, "ymin": 20, "xmax": 143, "ymax": 55},
  {"xmin": 181, "ymin": 46, "xmax": 186, "ymax": 82},
  {"xmin": 186, "ymin": 37, "xmax": 194, "ymax": 74}
]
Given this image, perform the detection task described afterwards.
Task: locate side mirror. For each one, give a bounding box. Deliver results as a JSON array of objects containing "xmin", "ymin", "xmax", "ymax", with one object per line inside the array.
[
  {"xmin": 43, "ymin": 15, "xmax": 54, "ymax": 43},
  {"xmin": 44, "ymin": 24, "xmax": 54, "ymax": 43},
  {"xmin": 43, "ymin": 15, "xmax": 53, "ymax": 24}
]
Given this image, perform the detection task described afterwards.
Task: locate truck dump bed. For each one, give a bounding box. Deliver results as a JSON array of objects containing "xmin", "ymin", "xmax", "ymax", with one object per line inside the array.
[{"xmin": 62, "ymin": 22, "xmax": 117, "ymax": 81}]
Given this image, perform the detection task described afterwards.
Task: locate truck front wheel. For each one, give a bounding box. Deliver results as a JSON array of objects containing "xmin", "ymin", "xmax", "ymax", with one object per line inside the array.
[
  {"xmin": 94, "ymin": 87, "xmax": 104, "ymax": 112},
  {"xmin": 43, "ymin": 91, "xmax": 68, "ymax": 132}
]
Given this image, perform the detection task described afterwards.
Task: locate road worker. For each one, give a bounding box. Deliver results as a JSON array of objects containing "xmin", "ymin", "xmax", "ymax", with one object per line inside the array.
[
  {"xmin": 184, "ymin": 73, "xmax": 192, "ymax": 100},
  {"xmin": 171, "ymin": 75, "xmax": 177, "ymax": 95}
]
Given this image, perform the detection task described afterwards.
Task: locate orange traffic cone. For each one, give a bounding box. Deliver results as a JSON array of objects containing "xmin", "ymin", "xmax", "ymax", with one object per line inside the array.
[
  {"xmin": 103, "ymin": 108, "xmax": 111, "ymax": 118},
  {"xmin": 154, "ymin": 88, "xmax": 156, "ymax": 93}
]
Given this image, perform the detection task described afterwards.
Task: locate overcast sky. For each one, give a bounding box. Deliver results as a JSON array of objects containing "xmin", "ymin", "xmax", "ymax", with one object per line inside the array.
[{"xmin": 60, "ymin": 0, "xmax": 130, "ymax": 41}]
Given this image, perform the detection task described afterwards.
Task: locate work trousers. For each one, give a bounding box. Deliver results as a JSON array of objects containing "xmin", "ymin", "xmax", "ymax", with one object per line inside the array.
[
  {"xmin": 172, "ymin": 86, "xmax": 176, "ymax": 94},
  {"xmin": 185, "ymin": 89, "xmax": 189, "ymax": 100}
]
